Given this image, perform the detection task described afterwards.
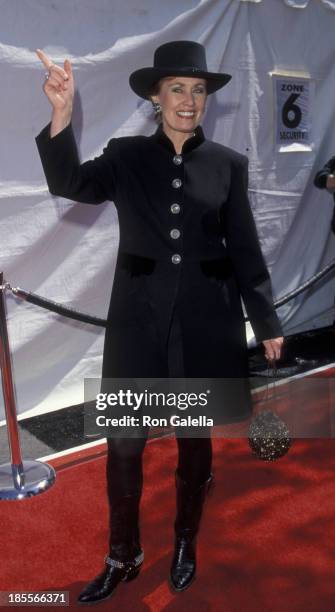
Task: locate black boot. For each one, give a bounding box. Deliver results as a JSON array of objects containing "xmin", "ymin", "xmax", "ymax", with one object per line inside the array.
[
  {"xmin": 169, "ymin": 471, "xmax": 213, "ymax": 592},
  {"xmin": 78, "ymin": 494, "xmax": 143, "ymax": 604}
]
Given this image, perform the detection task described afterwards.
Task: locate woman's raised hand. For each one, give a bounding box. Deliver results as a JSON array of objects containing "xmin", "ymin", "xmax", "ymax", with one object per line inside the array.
[
  {"xmin": 36, "ymin": 49, "xmax": 74, "ymax": 136},
  {"xmin": 36, "ymin": 49, "xmax": 74, "ymax": 111}
]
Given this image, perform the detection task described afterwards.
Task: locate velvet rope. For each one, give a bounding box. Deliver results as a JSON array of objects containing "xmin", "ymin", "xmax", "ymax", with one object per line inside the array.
[{"xmin": 4, "ymin": 258, "xmax": 335, "ymax": 327}]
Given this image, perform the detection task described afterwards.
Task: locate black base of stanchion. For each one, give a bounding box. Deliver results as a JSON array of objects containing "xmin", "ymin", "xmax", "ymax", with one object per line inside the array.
[{"xmin": 0, "ymin": 460, "xmax": 56, "ymax": 500}]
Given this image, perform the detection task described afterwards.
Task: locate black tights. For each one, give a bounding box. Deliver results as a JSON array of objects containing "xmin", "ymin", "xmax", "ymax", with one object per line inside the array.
[{"xmin": 106, "ymin": 430, "xmax": 212, "ymax": 502}]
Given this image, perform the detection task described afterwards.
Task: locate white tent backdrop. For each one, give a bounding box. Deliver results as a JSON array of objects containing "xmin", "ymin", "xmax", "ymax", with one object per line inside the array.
[{"xmin": 0, "ymin": 0, "xmax": 334, "ymax": 420}]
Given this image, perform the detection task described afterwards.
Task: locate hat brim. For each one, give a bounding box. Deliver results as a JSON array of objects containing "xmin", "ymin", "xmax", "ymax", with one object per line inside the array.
[{"xmin": 129, "ymin": 67, "xmax": 231, "ymax": 99}]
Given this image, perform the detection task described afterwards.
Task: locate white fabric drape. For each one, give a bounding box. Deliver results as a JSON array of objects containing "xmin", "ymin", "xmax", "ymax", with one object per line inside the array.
[{"xmin": 0, "ymin": 0, "xmax": 334, "ymax": 419}]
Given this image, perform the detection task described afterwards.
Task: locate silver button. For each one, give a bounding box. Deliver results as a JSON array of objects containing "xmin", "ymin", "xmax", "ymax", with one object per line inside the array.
[
  {"xmin": 172, "ymin": 178, "xmax": 182, "ymax": 189},
  {"xmin": 172, "ymin": 253, "xmax": 182, "ymax": 264},
  {"xmin": 170, "ymin": 229, "xmax": 180, "ymax": 239},
  {"xmin": 171, "ymin": 203, "xmax": 180, "ymax": 214},
  {"xmin": 173, "ymin": 154, "xmax": 183, "ymax": 166}
]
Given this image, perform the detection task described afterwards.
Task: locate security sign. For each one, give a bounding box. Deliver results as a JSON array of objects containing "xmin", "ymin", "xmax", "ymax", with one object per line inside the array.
[{"xmin": 273, "ymin": 74, "xmax": 315, "ymax": 152}]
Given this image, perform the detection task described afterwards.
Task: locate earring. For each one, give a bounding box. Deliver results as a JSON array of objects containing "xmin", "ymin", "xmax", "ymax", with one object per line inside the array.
[{"xmin": 152, "ymin": 101, "xmax": 161, "ymax": 116}]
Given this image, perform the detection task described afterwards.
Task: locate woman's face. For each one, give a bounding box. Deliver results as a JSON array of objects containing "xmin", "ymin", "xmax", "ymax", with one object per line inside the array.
[{"xmin": 151, "ymin": 76, "xmax": 207, "ymax": 136}]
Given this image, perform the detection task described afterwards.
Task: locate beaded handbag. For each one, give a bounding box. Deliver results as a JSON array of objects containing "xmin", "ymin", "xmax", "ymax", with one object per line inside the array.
[{"xmin": 248, "ymin": 364, "xmax": 292, "ymax": 461}]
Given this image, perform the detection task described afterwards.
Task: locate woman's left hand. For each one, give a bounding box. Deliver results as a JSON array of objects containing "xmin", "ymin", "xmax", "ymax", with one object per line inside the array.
[{"xmin": 262, "ymin": 337, "xmax": 284, "ymax": 362}]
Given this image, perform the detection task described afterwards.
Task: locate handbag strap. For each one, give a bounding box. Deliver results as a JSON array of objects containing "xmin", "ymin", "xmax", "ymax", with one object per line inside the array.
[{"xmin": 266, "ymin": 361, "xmax": 278, "ymax": 405}]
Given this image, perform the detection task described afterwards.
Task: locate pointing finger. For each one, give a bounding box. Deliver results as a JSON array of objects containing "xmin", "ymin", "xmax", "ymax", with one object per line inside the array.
[
  {"xmin": 36, "ymin": 49, "xmax": 69, "ymax": 81},
  {"xmin": 36, "ymin": 48, "xmax": 52, "ymax": 69}
]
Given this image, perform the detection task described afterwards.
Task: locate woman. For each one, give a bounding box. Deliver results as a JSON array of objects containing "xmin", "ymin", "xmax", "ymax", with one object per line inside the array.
[{"xmin": 35, "ymin": 41, "xmax": 283, "ymax": 603}]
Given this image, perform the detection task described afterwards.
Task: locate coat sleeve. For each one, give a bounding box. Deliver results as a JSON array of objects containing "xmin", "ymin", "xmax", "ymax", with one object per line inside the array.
[
  {"xmin": 223, "ymin": 155, "xmax": 282, "ymax": 343},
  {"xmin": 35, "ymin": 122, "xmax": 118, "ymax": 204},
  {"xmin": 314, "ymin": 156, "xmax": 335, "ymax": 189}
]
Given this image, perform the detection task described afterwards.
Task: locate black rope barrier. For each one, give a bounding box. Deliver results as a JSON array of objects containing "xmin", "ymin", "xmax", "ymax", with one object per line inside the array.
[
  {"xmin": 4, "ymin": 257, "xmax": 335, "ymax": 327},
  {"xmin": 10, "ymin": 286, "xmax": 106, "ymax": 327},
  {"xmin": 272, "ymin": 259, "xmax": 335, "ymax": 309}
]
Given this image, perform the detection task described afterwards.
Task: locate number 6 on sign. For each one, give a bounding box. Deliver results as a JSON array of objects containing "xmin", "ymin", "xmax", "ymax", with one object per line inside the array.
[
  {"xmin": 271, "ymin": 72, "xmax": 315, "ymax": 152},
  {"xmin": 282, "ymin": 93, "xmax": 302, "ymax": 129}
]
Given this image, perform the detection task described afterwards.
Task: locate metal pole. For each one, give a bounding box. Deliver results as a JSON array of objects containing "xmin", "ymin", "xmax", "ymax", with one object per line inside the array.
[
  {"xmin": 0, "ymin": 272, "xmax": 55, "ymax": 499},
  {"xmin": 0, "ymin": 273, "xmax": 24, "ymax": 483}
]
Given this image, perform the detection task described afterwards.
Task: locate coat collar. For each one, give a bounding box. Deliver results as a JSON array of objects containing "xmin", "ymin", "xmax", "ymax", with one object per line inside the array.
[{"xmin": 151, "ymin": 123, "xmax": 205, "ymax": 155}]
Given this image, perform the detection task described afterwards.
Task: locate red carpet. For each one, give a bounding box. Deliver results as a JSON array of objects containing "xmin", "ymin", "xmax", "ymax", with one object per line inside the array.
[{"xmin": 1, "ymin": 433, "xmax": 335, "ymax": 611}]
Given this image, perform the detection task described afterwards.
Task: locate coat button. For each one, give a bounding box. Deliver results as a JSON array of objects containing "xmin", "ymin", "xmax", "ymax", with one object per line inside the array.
[
  {"xmin": 170, "ymin": 229, "xmax": 181, "ymax": 239},
  {"xmin": 172, "ymin": 178, "xmax": 182, "ymax": 189},
  {"xmin": 171, "ymin": 253, "xmax": 182, "ymax": 264},
  {"xmin": 171, "ymin": 203, "xmax": 181, "ymax": 214},
  {"xmin": 173, "ymin": 154, "xmax": 183, "ymax": 165}
]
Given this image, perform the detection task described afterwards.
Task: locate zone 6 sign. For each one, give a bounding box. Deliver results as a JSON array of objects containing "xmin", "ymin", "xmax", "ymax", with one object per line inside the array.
[{"xmin": 273, "ymin": 75, "xmax": 314, "ymax": 152}]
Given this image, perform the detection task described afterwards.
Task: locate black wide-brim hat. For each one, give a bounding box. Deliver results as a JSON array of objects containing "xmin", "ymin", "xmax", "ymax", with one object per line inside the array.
[{"xmin": 129, "ymin": 40, "xmax": 231, "ymax": 99}]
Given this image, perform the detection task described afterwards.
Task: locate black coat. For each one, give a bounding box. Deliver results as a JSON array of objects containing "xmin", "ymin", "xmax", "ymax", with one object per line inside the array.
[
  {"xmin": 314, "ymin": 156, "xmax": 335, "ymax": 233},
  {"xmin": 36, "ymin": 122, "xmax": 282, "ymax": 423}
]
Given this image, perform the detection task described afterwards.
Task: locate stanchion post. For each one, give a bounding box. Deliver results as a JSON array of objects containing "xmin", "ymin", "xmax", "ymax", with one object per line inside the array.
[
  {"xmin": 0, "ymin": 272, "xmax": 56, "ymax": 499},
  {"xmin": 0, "ymin": 272, "xmax": 24, "ymax": 484}
]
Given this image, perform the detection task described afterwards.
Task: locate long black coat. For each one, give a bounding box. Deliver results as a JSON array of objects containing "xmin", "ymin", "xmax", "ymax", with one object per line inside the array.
[
  {"xmin": 314, "ymin": 156, "xmax": 335, "ymax": 233},
  {"xmin": 36, "ymin": 123, "xmax": 282, "ymax": 423}
]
